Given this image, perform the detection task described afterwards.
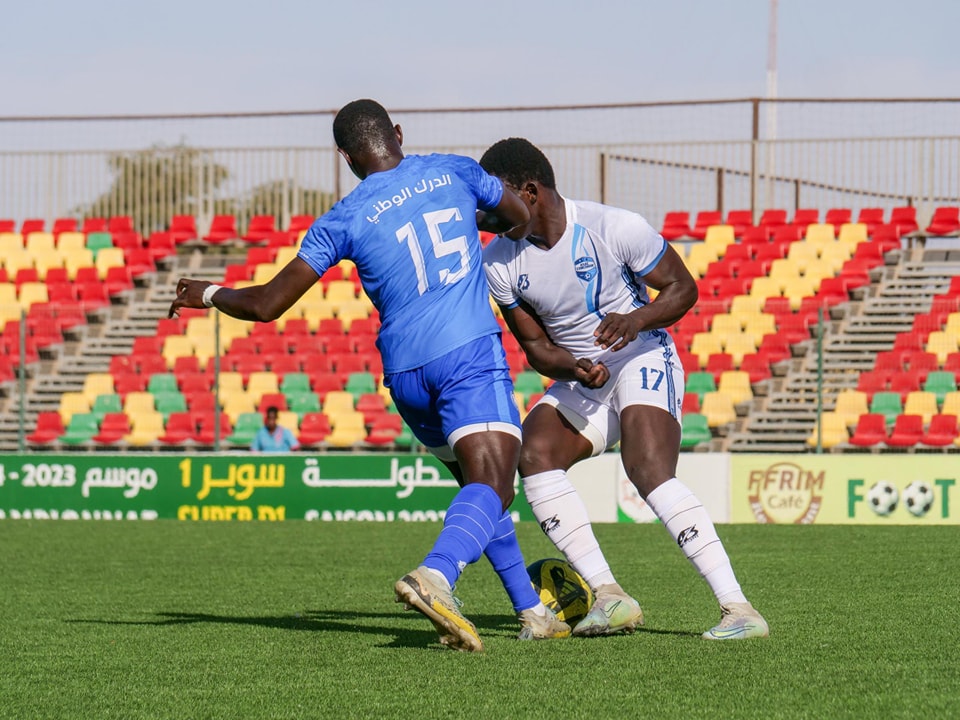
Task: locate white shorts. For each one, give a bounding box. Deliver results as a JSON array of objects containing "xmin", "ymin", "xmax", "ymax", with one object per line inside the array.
[{"xmin": 534, "ymin": 341, "xmax": 685, "ymax": 457}]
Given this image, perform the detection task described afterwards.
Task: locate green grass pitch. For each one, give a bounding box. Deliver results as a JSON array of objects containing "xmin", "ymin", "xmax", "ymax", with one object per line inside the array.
[{"xmin": 1, "ymin": 522, "xmax": 957, "ymax": 719}]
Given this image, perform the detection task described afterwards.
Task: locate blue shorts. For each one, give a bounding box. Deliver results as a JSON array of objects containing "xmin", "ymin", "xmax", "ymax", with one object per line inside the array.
[{"xmin": 384, "ymin": 334, "xmax": 522, "ymax": 460}]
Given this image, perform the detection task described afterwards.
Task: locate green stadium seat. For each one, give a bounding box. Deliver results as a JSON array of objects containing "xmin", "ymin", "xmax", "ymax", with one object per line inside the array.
[
  {"xmin": 153, "ymin": 391, "xmax": 188, "ymax": 420},
  {"xmin": 392, "ymin": 421, "xmax": 416, "ymax": 450},
  {"xmin": 686, "ymin": 371, "xmax": 717, "ymax": 400},
  {"xmin": 279, "ymin": 372, "xmax": 312, "ymax": 395},
  {"xmin": 85, "ymin": 232, "xmax": 114, "ymax": 258},
  {"xmin": 226, "ymin": 412, "xmax": 263, "ymax": 446},
  {"xmin": 514, "ymin": 371, "xmax": 546, "ymax": 402},
  {"xmin": 147, "ymin": 373, "xmax": 180, "ymax": 395},
  {"xmin": 922, "ymin": 371, "xmax": 958, "ymax": 405},
  {"xmin": 287, "ymin": 391, "xmax": 321, "ymax": 417},
  {"xmin": 680, "ymin": 413, "xmax": 712, "ymax": 448},
  {"xmin": 90, "ymin": 393, "xmax": 122, "ymax": 421},
  {"xmin": 59, "ymin": 413, "xmax": 99, "ymax": 445},
  {"xmin": 344, "ymin": 371, "xmax": 377, "ymax": 401},
  {"xmin": 869, "ymin": 391, "xmax": 903, "ymax": 426}
]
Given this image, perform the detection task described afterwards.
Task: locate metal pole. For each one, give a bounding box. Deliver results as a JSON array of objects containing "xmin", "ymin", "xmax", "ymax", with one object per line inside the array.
[
  {"xmin": 214, "ymin": 310, "xmax": 221, "ymax": 451},
  {"xmin": 599, "ymin": 152, "xmax": 607, "ymax": 205},
  {"xmin": 18, "ymin": 309, "xmax": 26, "ymax": 453},
  {"xmin": 816, "ymin": 305, "xmax": 824, "ymax": 454}
]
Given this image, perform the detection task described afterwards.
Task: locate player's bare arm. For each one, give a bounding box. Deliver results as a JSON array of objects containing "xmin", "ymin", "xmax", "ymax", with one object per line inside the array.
[
  {"xmin": 476, "ymin": 180, "xmax": 530, "ymax": 235},
  {"xmin": 501, "ymin": 301, "xmax": 609, "ymax": 389},
  {"xmin": 168, "ymin": 256, "xmax": 320, "ymax": 322},
  {"xmin": 594, "ymin": 244, "xmax": 698, "ymax": 351}
]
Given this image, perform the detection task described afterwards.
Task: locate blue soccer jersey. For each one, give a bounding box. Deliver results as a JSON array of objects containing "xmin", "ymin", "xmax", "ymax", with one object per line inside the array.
[{"xmin": 298, "ymin": 154, "xmax": 504, "ymax": 373}]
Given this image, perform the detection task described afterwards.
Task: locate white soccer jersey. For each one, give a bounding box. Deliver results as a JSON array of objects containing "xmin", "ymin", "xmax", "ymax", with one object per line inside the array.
[{"xmin": 483, "ymin": 197, "xmax": 672, "ymax": 363}]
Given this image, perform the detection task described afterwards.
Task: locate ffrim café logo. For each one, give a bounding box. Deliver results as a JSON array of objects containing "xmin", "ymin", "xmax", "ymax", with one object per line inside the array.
[{"xmin": 747, "ymin": 462, "xmax": 824, "ymax": 524}]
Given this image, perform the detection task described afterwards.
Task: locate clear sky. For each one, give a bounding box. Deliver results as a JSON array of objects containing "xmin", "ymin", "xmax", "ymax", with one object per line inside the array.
[{"xmin": 4, "ymin": 0, "xmax": 959, "ymax": 116}]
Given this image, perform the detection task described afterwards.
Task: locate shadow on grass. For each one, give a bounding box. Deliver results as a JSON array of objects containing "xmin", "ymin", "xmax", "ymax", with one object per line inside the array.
[{"xmin": 67, "ymin": 609, "xmax": 700, "ymax": 644}]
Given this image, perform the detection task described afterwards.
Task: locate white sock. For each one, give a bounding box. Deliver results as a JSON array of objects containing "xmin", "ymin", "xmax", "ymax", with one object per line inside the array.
[
  {"xmin": 523, "ymin": 470, "xmax": 616, "ymax": 589},
  {"xmin": 645, "ymin": 478, "xmax": 747, "ymax": 606}
]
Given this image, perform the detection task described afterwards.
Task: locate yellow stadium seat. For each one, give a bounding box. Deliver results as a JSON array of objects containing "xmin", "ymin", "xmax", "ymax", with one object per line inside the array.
[
  {"xmin": 277, "ymin": 411, "xmax": 300, "ymax": 435},
  {"xmin": 804, "ymin": 223, "xmax": 836, "ymax": 247},
  {"xmin": 837, "ymin": 222, "xmax": 867, "ymax": 250},
  {"xmin": 903, "ymin": 391, "xmax": 939, "ymax": 425},
  {"xmin": 834, "ymin": 389, "xmax": 869, "ymax": 427},
  {"xmin": 125, "ymin": 411, "xmax": 165, "ymax": 446},
  {"xmin": 3, "ymin": 252, "xmax": 34, "ymax": 276},
  {"xmin": 162, "ymin": 335, "xmax": 195, "ymax": 369},
  {"xmin": 786, "ymin": 241, "xmax": 819, "ymax": 268},
  {"xmin": 723, "ymin": 333, "xmax": 758, "ymax": 365},
  {"xmin": 82, "ymin": 373, "xmax": 115, "ymax": 405},
  {"xmin": 704, "ymin": 225, "xmax": 736, "ymax": 257},
  {"xmin": 192, "ymin": 335, "xmax": 217, "ymax": 365},
  {"xmin": 927, "ymin": 331, "xmax": 960, "ymax": 365},
  {"xmin": 325, "ymin": 411, "xmax": 367, "ymax": 447},
  {"xmin": 123, "ymin": 391, "xmax": 156, "ymax": 417},
  {"xmin": 768, "ymin": 258, "xmax": 801, "ymax": 282},
  {"xmin": 57, "ymin": 232, "xmax": 86, "ymax": 253},
  {"xmin": 942, "ymin": 391, "xmax": 960, "ymax": 418},
  {"xmin": 246, "ymin": 372, "xmax": 279, "ymax": 402},
  {"xmin": 59, "ymin": 391, "xmax": 91, "ymax": 424},
  {"xmin": 805, "ymin": 411, "xmax": 849, "ymax": 449},
  {"xmin": 325, "ymin": 280, "xmax": 358, "ymax": 304},
  {"xmin": 711, "ymin": 314, "xmax": 743, "ymax": 335},
  {"xmin": 25, "ymin": 232, "xmax": 56, "ymax": 255},
  {"xmin": 748, "ymin": 276, "xmax": 783, "ymax": 303},
  {"xmin": 0, "ymin": 284, "xmax": 18, "ymax": 305},
  {"xmin": 301, "ymin": 282, "xmax": 325, "ymax": 304},
  {"xmin": 669, "ymin": 241, "xmax": 687, "ymax": 259},
  {"xmin": 63, "ymin": 248, "xmax": 95, "ymax": 279},
  {"xmin": 803, "ymin": 260, "xmax": 834, "ymax": 285},
  {"xmin": 0, "ymin": 302, "xmax": 22, "ymax": 325},
  {"xmin": 300, "ymin": 301, "xmax": 336, "ymax": 330},
  {"xmin": 252, "ymin": 263, "xmax": 281, "ymax": 284},
  {"xmin": 729, "ymin": 295, "xmax": 764, "ymax": 315},
  {"xmin": 945, "ymin": 313, "xmax": 960, "ymax": 336},
  {"xmin": 700, "ymin": 391, "xmax": 737, "ymax": 427},
  {"xmin": 782, "ymin": 276, "xmax": 817, "ymax": 310},
  {"xmin": 0, "ymin": 232, "xmax": 23, "ymax": 248},
  {"xmin": 819, "ymin": 242, "xmax": 851, "ymax": 266},
  {"xmin": 185, "ymin": 316, "xmax": 215, "ymax": 339},
  {"xmin": 743, "ymin": 312, "xmax": 776, "ymax": 340},
  {"xmin": 684, "ymin": 243, "xmax": 718, "ymax": 278},
  {"xmin": 18, "ymin": 282, "xmax": 49, "ymax": 310},
  {"xmin": 94, "ymin": 247, "xmax": 125, "ymax": 279},
  {"xmin": 689, "ymin": 332, "xmax": 724, "ymax": 367},
  {"xmin": 216, "ymin": 372, "xmax": 246, "ymax": 398},
  {"xmin": 322, "ymin": 390, "xmax": 357, "ymax": 417},
  {"xmin": 222, "ymin": 395, "xmax": 256, "ymax": 423},
  {"xmin": 275, "ymin": 246, "xmax": 299, "ymax": 266},
  {"xmin": 335, "ymin": 299, "xmax": 372, "ymax": 324},
  {"xmin": 34, "ymin": 252, "xmax": 65, "ymax": 279},
  {"xmin": 717, "ymin": 370, "xmax": 753, "ymax": 405}
]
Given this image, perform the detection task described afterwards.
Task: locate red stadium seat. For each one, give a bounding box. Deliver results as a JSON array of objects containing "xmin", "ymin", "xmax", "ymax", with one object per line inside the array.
[
  {"xmin": 758, "ymin": 209, "xmax": 788, "ymax": 233},
  {"xmin": 27, "ymin": 412, "xmax": 65, "ymax": 444},
  {"xmin": 689, "ymin": 211, "xmax": 723, "ymax": 241},
  {"xmin": 170, "ymin": 215, "xmax": 198, "ymax": 244},
  {"xmin": 848, "ymin": 413, "xmax": 888, "ymax": 447},
  {"xmin": 108, "ymin": 216, "xmax": 134, "ymax": 234},
  {"xmin": 159, "ymin": 412, "xmax": 198, "ymax": 445},
  {"xmin": 81, "ymin": 218, "xmax": 107, "ymax": 233},
  {"xmin": 824, "ymin": 208, "xmax": 852, "ymax": 230},
  {"xmin": 298, "ymin": 412, "xmax": 332, "ymax": 446},
  {"xmin": 289, "ymin": 214, "xmax": 315, "ymax": 233},
  {"xmin": 725, "ymin": 210, "xmax": 754, "ymax": 237},
  {"xmin": 856, "ymin": 208, "xmax": 885, "ymax": 236},
  {"xmin": 740, "ymin": 353, "xmax": 773, "ymax": 383},
  {"xmin": 921, "ymin": 414, "xmax": 959, "ymax": 447},
  {"xmin": 885, "ymin": 414, "xmax": 923, "ymax": 448},
  {"xmin": 856, "ymin": 370, "xmax": 890, "ymax": 397},
  {"xmin": 661, "ymin": 211, "xmax": 692, "ymax": 241},
  {"xmin": 925, "ymin": 207, "xmax": 960, "ymax": 237},
  {"xmin": 889, "ymin": 207, "xmax": 918, "ymax": 236},
  {"xmin": 792, "ymin": 208, "xmax": 819, "ymax": 229},
  {"xmin": 93, "ymin": 412, "xmax": 132, "ymax": 445},
  {"xmin": 243, "ymin": 215, "xmax": 277, "ymax": 242},
  {"xmin": 21, "ymin": 218, "xmax": 45, "ymax": 234},
  {"xmin": 147, "ymin": 232, "xmax": 176, "ymax": 260},
  {"xmin": 203, "ymin": 215, "xmax": 238, "ymax": 244},
  {"xmin": 52, "ymin": 218, "xmax": 78, "ymax": 236}
]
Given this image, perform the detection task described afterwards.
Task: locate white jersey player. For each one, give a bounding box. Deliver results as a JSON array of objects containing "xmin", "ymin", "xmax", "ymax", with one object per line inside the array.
[{"xmin": 480, "ymin": 138, "xmax": 768, "ymax": 640}]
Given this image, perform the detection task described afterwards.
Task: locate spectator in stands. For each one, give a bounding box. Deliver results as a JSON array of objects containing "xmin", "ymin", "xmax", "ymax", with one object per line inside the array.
[
  {"xmin": 251, "ymin": 406, "xmax": 300, "ymax": 452},
  {"xmin": 480, "ymin": 137, "xmax": 768, "ymax": 640},
  {"xmin": 167, "ymin": 99, "xmax": 568, "ymax": 651}
]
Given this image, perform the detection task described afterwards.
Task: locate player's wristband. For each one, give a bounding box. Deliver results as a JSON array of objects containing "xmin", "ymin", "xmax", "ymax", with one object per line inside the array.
[{"xmin": 202, "ymin": 284, "xmax": 223, "ymax": 308}]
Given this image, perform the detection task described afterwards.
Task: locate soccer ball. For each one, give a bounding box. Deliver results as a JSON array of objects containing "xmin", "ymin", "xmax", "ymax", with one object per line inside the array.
[
  {"xmin": 866, "ymin": 481, "xmax": 899, "ymax": 516},
  {"xmin": 903, "ymin": 481, "xmax": 935, "ymax": 517},
  {"xmin": 527, "ymin": 558, "xmax": 594, "ymax": 624}
]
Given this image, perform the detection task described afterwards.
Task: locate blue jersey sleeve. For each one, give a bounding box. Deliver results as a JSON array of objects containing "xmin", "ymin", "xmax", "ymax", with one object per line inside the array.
[
  {"xmin": 449, "ymin": 155, "xmax": 504, "ymax": 212},
  {"xmin": 298, "ymin": 204, "xmax": 348, "ymax": 278}
]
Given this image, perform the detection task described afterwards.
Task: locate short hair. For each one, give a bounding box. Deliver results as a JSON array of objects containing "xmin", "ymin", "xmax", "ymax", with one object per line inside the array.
[
  {"xmin": 265, "ymin": 406, "xmax": 279, "ymax": 416},
  {"xmin": 479, "ymin": 138, "xmax": 556, "ymax": 190},
  {"xmin": 333, "ymin": 99, "xmax": 395, "ymax": 157}
]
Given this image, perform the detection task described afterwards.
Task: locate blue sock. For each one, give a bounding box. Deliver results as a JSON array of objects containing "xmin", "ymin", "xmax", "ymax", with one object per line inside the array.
[
  {"xmin": 484, "ymin": 511, "xmax": 541, "ymax": 613},
  {"xmin": 424, "ymin": 483, "xmax": 502, "ymax": 587}
]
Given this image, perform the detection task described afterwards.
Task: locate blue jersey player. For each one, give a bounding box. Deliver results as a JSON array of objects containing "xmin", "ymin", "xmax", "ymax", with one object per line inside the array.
[{"xmin": 169, "ymin": 99, "xmax": 570, "ymax": 651}]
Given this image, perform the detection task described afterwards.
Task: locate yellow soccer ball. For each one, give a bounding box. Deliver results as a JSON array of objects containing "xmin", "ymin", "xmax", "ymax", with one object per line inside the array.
[{"xmin": 527, "ymin": 558, "xmax": 594, "ymax": 624}]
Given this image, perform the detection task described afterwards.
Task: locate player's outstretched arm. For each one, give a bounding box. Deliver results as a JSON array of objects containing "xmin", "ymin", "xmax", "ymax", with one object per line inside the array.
[
  {"xmin": 501, "ymin": 301, "xmax": 608, "ymax": 389},
  {"xmin": 169, "ymin": 256, "xmax": 320, "ymax": 322},
  {"xmin": 594, "ymin": 244, "xmax": 697, "ymax": 351}
]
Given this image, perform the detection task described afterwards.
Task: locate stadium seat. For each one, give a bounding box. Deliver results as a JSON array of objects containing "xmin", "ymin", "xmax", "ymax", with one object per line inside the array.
[
  {"xmin": 204, "ymin": 215, "xmax": 239, "ymax": 244},
  {"xmin": 923, "ymin": 370, "xmax": 958, "ymax": 404},
  {"xmin": 717, "ymin": 370, "xmax": 753, "ymax": 405},
  {"xmin": 739, "ymin": 353, "xmax": 772, "ymax": 383},
  {"xmin": 847, "ymin": 413, "xmax": 888, "ymax": 447},
  {"xmin": 688, "ymin": 211, "xmax": 723, "ymax": 241},
  {"xmin": 90, "ymin": 393, "xmax": 123, "ymax": 421},
  {"xmin": 903, "ymin": 391, "xmax": 938, "ymax": 425},
  {"xmin": 758, "ymin": 209, "xmax": 788, "ymax": 233},
  {"xmin": 159, "ymin": 412, "xmax": 198, "ymax": 445},
  {"xmin": 93, "ymin": 412, "xmax": 132, "ymax": 445},
  {"xmin": 125, "ymin": 411, "xmax": 165, "ymax": 446},
  {"xmin": 59, "ymin": 413, "xmax": 99, "ymax": 446},
  {"xmin": 724, "ymin": 210, "xmax": 754, "ymax": 237},
  {"xmin": 226, "ymin": 412, "xmax": 263, "ymax": 446},
  {"xmin": 856, "ymin": 208, "xmax": 885, "ymax": 235},
  {"xmin": 298, "ymin": 412, "xmax": 332, "ymax": 446},
  {"xmin": 805, "ymin": 412, "xmax": 849, "ymax": 450},
  {"xmin": 869, "ymin": 391, "xmax": 903, "ymax": 426},
  {"xmin": 792, "ymin": 208, "xmax": 819, "ymax": 229},
  {"xmin": 680, "ymin": 412, "xmax": 712, "ymax": 447},
  {"xmin": 324, "ymin": 411, "xmax": 368, "ymax": 447},
  {"xmin": 833, "ymin": 389, "xmax": 869, "ymax": 428},
  {"xmin": 27, "ymin": 411, "xmax": 65, "ymax": 445},
  {"xmin": 59, "ymin": 391, "xmax": 91, "ymax": 425},
  {"xmin": 700, "ymin": 392, "xmax": 736, "ymax": 427},
  {"xmin": 889, "ymin": 207, "xmax": 918, "ymax": 236},
  {"xmin": 925, "ymin": 206, "xmax": 960, "ymax": 236},
  {"xmin": 885, "ymin": 414, "xmax": 924, "ymax": 448},
  {"xmin": 169, "ymin": 215, "xmax": 198, "ymax": 244},
  {"xmin": 920, "ymin": 414, "xmax": 959, "ymax": 447}
]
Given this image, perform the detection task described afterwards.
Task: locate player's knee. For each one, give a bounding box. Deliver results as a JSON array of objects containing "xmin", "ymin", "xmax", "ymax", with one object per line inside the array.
[{"xmin": 518, "ymin": 439, "xmax": 553, "ymax": 476}]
